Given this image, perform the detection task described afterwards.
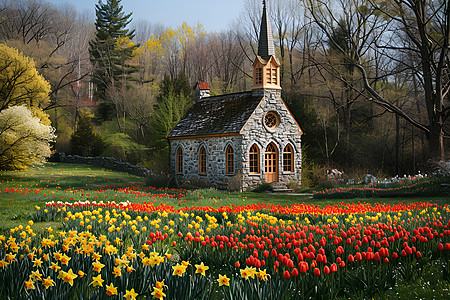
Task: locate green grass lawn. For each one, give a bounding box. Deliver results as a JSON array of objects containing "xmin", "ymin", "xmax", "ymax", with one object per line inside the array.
[{"xmin": 1, "ymin": 162, "xmax": 449, "ymax": 236}]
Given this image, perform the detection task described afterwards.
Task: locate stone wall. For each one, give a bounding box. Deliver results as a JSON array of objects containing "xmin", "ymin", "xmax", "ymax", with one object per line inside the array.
[
  {"xmin": 240, "ymin": 88, "xmax": 302, "ymax": 190},
  {"xmin": 170, "ymin": 136, "xmax": 243, "ymax": 190},
  {"xmin": 58, "ymin": 153, "xmax": 163, "ymax": 178}
]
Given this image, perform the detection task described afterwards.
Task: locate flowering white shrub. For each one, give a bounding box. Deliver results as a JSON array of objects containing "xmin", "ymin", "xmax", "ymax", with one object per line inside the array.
[{"xmin": 0, "ymin": 105, "xmax": 56, "ymax": 170}]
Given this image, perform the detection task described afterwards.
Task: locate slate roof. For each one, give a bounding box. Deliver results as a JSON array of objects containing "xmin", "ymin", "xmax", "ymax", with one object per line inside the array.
[{"xmin": 168, "ymin": 91, "xmax": 263, "ymax": 139}]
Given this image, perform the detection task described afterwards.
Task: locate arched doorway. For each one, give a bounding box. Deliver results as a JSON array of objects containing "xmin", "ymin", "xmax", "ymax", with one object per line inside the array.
[{"xmin": 265, "ymin": 142, "xmax": 278, "ymax": 183}]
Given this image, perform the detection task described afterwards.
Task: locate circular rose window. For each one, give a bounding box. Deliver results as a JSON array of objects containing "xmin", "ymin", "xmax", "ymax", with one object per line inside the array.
[{"xmin": 264, "ymin": 112, "xmax": 278, "ymax": 129}]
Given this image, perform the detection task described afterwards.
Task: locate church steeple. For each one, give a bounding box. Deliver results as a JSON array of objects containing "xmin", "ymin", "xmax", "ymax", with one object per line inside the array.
[
  {"xmin": 252, "ymin": 0, "xmax": 280, "ymax": 91},
  {"xmin": 257, "ymin": 0, "xmax": 275, "ymax": 60}
]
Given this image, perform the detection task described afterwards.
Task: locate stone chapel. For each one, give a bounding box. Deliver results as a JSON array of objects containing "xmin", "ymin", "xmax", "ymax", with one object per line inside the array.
[{"xmin": 168, "ymin": 2, "xmax": 303, "ymax": 190}]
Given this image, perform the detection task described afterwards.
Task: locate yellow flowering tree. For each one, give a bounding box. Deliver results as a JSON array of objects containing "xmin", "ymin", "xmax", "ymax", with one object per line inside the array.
[{"xmin": 0, "ymin": 43, "xmax": 51, "ymax": 125}]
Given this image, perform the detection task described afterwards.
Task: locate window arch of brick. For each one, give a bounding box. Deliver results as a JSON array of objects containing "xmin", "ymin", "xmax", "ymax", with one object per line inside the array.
[
  {"xmin": 283, "ymin": 144, "xmax": 294, "ymax": 172},
  {"xmin": 226, "ymin": 145, "xmax": 234, "ymax": 174},
  {"xmin": 176, "ymin": 147, "xmax": 183, "ymax": 174},
  {"xmin": 199, "ymin": 146, "xmax": 207, "ymax": 174},
  {"xmin": 249, "ymin": 144, "xmax": 260, "ymax": 174}
]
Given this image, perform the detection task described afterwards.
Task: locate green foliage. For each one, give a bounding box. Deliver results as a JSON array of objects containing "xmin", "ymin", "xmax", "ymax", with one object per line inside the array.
[
  {"xmin": 252, "ymin": 182, "xmax": 273, "ymax": 193},
  {"xmin": 156, "ymin": 73, "xmax": 192, "ymax": 104},
  {"xmin": 149, "ymin": 73, "xmax": 193, "ymax": 171},
  {"xmin": 70, "ymin": 117, "xmax": 104, "ymax": 157},
  {"xmin": 89, "ymin": 0, "xmax": 138, "ymax": 120},
  {"xmin": 102, "ymin": 132, "xmax": 148, "ymax": 164},
  {"xmin": 283, "ymin": 93, "xmax": 323, "ymax": 164},
  {"xmin": 300, "ymin": 146, "xmax": 326, "ymax": 189}
]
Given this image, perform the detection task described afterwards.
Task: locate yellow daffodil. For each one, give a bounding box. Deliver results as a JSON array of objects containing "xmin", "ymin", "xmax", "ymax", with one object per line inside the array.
[
  {"xmin": 124, "ymin": 288, "xmax": 138, "ymax": 300},
  {"xmin": 151, "ymin": 287, "xmax": 166, "ymax": 299},
  {"xmin": 106, "ymin": 283, "xmax": 118, "ymax": 296},
  {"xmin": 62, "ymin": 269, "xmax": 77, "ymax": 286},
  {"xmin": 257, "ymin": 269, "xmax": 269, "ymax": 281},
  {"xmin": 41, "ymin": 276, "xmax": 55, "ymax": 289},
  {"xmin": 194, "ymin": 262, "xmax": 209, "ymax": 276},
  {"xmin": 172, "ymin": 264, "xmax": 187, "ymax": 276},
  {"xmin": 240, "ymin": 267, "xmax": 253, "ymax": 280},
  {"xmin": 217, "ymin": 274, "xmax": 230, "ymax": 286},
  {"xmin": 30, "ymin": 270, "xmax": 42, "ymax": 281},
  {"xmin": 25, "ymin": 279, "xmax": 35, "ymax": 290},
  {"xmin": 113, "ymin": 266, "xmax": 122, "ymax": 277},
  {"xmin": 60, "ymin": 254, "xmax": 71, "ymax": 265},
  {"xmin": 50, "ymin": 262, "xmax": 61, "ymax": 271},
  {"xmin": 32, "ymin": 258, "xmax": 43, "ymax": 268},
  {"xmin": 6, "ymin": 253, "xmax": 16, "ymax": 262},
  {"xmin": 91, "ymin": 274, "xmax": 104, "ymax": 287},
  {"xmin": 181, "ymin": 260, "xmax": 190, "ymax": 267},
  {"xmin": 155, "ymin": 280, "xmax": 167, "ymax": 289},
  {"xmin": 92, "ymin": 260, "xmax": 105, "ymax": 273}
]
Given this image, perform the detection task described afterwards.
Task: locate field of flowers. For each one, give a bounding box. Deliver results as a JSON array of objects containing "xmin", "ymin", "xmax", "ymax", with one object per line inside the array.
[
  {"xmin": 1, "ymin": 164, "xmax": 449, "ymax": 299},
  {"xmin": 312, "ymin": 175, "xmax": 449, "ymax": 199},
  {"xmin": 1, "ymin": 197, "xmax": 449, "ymax": 299}
]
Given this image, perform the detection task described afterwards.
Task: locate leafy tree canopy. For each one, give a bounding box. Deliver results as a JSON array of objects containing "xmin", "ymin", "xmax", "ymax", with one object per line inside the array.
[
  {"xmin": 0, "ymin": 43, "xmax": 51, "ymax": 125},
  {"xmin": 0, "ymin": 105, "xmax": 56, "ymax": 170}
]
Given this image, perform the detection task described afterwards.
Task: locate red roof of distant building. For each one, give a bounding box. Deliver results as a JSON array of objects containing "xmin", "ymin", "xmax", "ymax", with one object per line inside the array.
[{"xmin": 196, "ymin": 82, "xmax": 209, "ymax": 90}]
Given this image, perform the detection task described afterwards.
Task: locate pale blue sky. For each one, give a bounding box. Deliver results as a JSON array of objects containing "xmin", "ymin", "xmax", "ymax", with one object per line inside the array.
[{"xmin": 49, "ymin": 0, "xmax": 246, "ymax": 32}]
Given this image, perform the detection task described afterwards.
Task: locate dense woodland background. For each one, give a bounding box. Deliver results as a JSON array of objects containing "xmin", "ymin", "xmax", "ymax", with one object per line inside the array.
[{"xmin": 0, "ymin": 0, "xmax": 448, "ymax": 186}]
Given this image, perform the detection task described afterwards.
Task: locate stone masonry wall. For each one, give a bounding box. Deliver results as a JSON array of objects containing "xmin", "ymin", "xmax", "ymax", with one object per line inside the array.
[
  {"xmin": 170, "ymin": 136, "xmax": 243, "ymax": 189},
  {"xmin": 58, "ymin": 153, "xmax": 162, "ymax": 178},
  {"xmin": 240, "ymin": 88, "xmax": 302, "ymax": 190}
]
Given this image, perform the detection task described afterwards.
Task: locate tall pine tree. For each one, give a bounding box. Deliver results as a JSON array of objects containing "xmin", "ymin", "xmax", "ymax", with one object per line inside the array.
[{"xmin": 89, "ymin": 0, "xmax": 137, "ymax": 121}]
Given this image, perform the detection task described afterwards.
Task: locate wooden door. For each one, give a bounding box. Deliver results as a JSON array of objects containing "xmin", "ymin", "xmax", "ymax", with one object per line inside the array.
[{"xmin": 265, "ymin": 142, "xmax": 278, "ymax": 183}]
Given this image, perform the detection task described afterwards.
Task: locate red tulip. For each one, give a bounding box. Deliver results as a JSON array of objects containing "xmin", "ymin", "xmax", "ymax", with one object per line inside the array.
[
  {"xmin": 330, "ymin": 263, "xmax": 337, "ymax": 272},
  {"xmin": 291, "ymin": 268, "xmax": 299, "ymax": 277},
  {"xmin": 235, "ymin": 261, "xmax": 240, "ymax": 268},
  {"xmin": 323, "ymin": 266, "xmax": 330, "ymax": 274},
  {"xmin": 348, "ymin": 254, "xmax": 354, "ymax": 262},
  {"xmin": 314, "ymin": 268, "xmax": 320, "ymax": 276},
  {"xmin": 299, "ymin": 262, "xmax": 308, "ymax": 273},
  {"xmin": 438, "ymin": 243, "xmax": 444, "ymax": 251},
  {"xmin": 283, "ymin": 270, "xmax": 290, "ymax": 279}
]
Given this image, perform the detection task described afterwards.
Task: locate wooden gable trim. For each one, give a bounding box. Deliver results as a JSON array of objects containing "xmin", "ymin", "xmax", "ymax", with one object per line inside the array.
[{"xmin": 168, "ymin": 132, "xmax": 241, "ymax": 140}]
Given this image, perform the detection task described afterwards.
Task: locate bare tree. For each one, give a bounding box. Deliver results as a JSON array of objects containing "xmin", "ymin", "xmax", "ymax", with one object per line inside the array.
[{"xmin": 308, "ymin": 0, "xmax": 449, "ymax": 160}]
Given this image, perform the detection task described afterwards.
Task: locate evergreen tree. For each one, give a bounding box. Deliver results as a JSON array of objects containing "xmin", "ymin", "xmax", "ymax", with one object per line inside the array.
[
  {"xmin": 149, "ymin": 73, "xmax": 193, "ymax": 170},
  {"xmin": 71, "ymin": 117, "xmax": 104, "ymax": 157},
  {"xmin": 89, "ymin": 0, "xmax": 137, "ymax": 120},
  {"xmin": 155, "ymin": 73, "xmax": 192, "ymax": 105}
]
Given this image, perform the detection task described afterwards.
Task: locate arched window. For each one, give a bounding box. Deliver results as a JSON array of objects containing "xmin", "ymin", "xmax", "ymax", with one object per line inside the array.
[
  {"xmin": 199, "ymin": 146, "xmax": 206, "ymax": 174},
  {"xmin": 249, "ymin": 144, "xmax": 260, "ymax": 174},
  {"xmin": 283, "ymin": 144, "xmax": 294, "ymax": 172},
  {"xmin": 226, "ymin": 145, "xmax": 234, "ymax": 174},
  {"xmin": 176, "ymin": 147, "xmax": 183, "ymax": 173}
]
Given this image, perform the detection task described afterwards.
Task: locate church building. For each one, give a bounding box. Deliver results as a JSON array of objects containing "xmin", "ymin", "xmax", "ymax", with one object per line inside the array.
[{"xmin": 168, "ymin": 2, "xmax": 303, "ymax": 190}]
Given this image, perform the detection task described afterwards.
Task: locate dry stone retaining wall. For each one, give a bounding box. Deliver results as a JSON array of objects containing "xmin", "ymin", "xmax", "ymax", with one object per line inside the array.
[{"xmin": 58, "ymin": 153, "xmax": 163, "ymax": 178}]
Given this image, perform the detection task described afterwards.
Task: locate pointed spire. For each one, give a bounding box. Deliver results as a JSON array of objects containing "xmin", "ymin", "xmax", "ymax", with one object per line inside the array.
[{"xmin": 257, "ymin": 0, "xmax": 275, "ymax": 60}]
